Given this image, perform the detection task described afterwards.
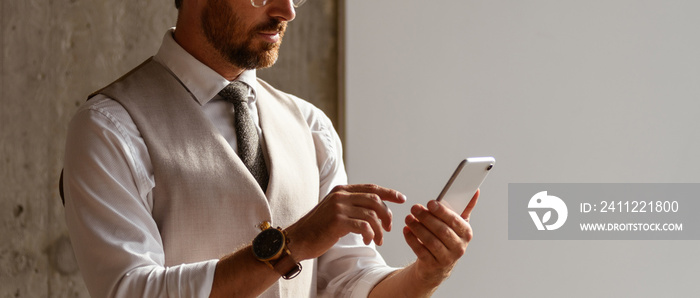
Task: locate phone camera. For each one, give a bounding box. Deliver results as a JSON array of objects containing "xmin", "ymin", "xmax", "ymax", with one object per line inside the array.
[{"xmin": 487, "ymin": 164, "xmax": 493, "ymax": 171}]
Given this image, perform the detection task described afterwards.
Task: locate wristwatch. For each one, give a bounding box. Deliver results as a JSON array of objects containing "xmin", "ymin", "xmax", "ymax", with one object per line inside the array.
[{"xmin": 252, "ymin": 221, "xmax": 302, "ymax": 280}]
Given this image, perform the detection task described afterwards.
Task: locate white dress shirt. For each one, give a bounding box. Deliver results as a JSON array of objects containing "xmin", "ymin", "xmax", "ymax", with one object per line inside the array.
[{"xmin": 63, "ymin": 29, "xmax": 396, "ymax": 298}]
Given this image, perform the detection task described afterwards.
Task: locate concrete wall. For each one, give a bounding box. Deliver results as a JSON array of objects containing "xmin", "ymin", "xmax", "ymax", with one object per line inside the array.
[
  {"xmin": 345, "ymin": 1, "xmax": 700, "ymax": 297},
  {"xmin": 0, "ymin": 0, "xmax": 339, "ymax": 296}
]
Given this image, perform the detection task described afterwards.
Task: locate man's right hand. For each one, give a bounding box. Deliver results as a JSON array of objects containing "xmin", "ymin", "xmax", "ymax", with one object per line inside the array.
[{"xmin": 284, "ymin": 184, "xmax": 407, "ymax": 261}]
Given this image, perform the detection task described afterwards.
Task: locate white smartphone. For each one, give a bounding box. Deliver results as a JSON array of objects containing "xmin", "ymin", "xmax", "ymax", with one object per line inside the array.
[{"xmin": 435, "ymin": 157, "xmax": 495, "ymax": 213}]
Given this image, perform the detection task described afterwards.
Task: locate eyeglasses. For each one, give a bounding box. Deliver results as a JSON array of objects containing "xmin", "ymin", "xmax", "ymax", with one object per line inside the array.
[{"xmin": 251, "ymin": 0, "xmax": 307, "ymax": 8}]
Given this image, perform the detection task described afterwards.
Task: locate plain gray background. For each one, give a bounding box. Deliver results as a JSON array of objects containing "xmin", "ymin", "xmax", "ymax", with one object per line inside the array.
[{"xmin": 345, "ymin": 1, "xmax": 700, "ymax": 297}]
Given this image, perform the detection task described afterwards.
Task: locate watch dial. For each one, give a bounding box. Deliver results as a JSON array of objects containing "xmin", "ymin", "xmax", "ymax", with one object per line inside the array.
[{"xmin": 253, "ymin": 229, "xmax": 284, "ymax": 260}]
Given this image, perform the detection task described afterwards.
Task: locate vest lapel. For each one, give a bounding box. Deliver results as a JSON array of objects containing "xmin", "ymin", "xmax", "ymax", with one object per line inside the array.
[
  {"xmin": 255, "ymin": 79, "xmax": 321, "ymax": 297},
  {"xmin": 256, "ymin": 80, "xmax": 320, "ymax": 228}
]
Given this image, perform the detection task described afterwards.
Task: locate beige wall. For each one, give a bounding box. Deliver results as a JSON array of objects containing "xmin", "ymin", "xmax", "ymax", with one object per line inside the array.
[
  {"xmin": 0, "ymin": 0, "xmax": 339, "ymax": 296},
  {"xmin": 346, "ymin": 1, "xmax": 700, "ymax": 297}
]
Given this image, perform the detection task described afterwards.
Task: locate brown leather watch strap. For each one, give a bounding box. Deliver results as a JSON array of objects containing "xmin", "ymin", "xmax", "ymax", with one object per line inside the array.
[{"xmin": 272, "ymin": 250, "xmax": 302, "ymax": 280}]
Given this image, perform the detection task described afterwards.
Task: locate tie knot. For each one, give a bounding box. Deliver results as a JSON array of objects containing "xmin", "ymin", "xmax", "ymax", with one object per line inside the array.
[{"xmin": 219, "ymin": 81, "xmax": 248, "ymax": 103}]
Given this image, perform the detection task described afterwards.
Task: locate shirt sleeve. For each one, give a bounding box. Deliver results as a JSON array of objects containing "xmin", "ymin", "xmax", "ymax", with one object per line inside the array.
[
  {"xmin": 63, "ymin": 96, "xmax": 217, "ymax": 298},
  {"xmin": 294, "ymin": 98, "xmax": 400, "ymax": 298}
]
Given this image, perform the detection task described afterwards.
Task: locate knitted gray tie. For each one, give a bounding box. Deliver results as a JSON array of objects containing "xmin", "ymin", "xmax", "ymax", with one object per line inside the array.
[{"xmin": 219, "ymin": 81, "xmax": 269, "ymax": 192}]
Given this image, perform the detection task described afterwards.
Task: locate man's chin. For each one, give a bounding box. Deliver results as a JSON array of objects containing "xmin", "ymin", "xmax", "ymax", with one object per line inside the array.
[
  {"xmin": 249, "ymin": 46, "xmax": 281, "ymax": 69},
  {"xmin": 255, "ymin": 54, "xmax": 279, "ymax": 69},
  {"xmin": 228, "ymin": 50, "xmax": 279, "ymax": 70}
]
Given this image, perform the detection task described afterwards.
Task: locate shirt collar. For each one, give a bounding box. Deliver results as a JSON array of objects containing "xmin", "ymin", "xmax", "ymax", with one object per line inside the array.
[{"xmin": 153, "ymin": 28, "xmax": 258, "ymax": 106}]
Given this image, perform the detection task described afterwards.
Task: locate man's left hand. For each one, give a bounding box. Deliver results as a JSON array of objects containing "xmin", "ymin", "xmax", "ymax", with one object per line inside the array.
[{"xmin": 402, "ymin": 189, "xmax": 480, "ymax": 287}]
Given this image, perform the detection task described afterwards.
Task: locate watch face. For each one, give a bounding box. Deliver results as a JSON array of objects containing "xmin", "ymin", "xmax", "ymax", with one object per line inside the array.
[{"xmin": 252, "ymin": 228, "xmax": 285, "ymax": 260}]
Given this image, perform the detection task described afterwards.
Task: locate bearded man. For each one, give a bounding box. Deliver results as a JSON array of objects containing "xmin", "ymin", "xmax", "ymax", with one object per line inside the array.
[{"xmin": 62, "ymin": 0, "xmax": 479, "ymax": 297}]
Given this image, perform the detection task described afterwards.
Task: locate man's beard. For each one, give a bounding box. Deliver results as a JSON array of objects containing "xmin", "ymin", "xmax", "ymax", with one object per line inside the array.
[{"xmin": 201, "ymin": 0, "xmax": 286, "ymax": 70}]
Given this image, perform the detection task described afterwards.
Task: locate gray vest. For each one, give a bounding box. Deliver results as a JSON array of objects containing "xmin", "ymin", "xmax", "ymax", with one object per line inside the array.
[{"xmin": 98, "ymin": 59, "xmax": 320, "ymax": 297}]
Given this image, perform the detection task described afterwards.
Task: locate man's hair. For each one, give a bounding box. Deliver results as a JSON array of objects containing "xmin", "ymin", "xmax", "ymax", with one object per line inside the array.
[{"xmin": 175, "ymin": 0, "xmax": 182, "ymax": 9}]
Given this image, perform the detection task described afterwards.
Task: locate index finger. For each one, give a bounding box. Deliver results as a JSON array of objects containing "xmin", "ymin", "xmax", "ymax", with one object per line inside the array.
[
  {"xmin": 339, "ymin": 184, "xmax": 407, "ymax": 204},
  {"xmin": 461, "ymin": 189, "xmax": 480, "ymax": 221}
]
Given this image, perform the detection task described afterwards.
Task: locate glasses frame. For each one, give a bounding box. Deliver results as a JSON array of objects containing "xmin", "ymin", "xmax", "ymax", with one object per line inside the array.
[{"xmin": 251, "ymin": 0, "xmax": 307, "ymax": 8}]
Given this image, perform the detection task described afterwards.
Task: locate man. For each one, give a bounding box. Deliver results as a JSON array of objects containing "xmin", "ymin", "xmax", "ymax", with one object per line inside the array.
[{"xmin": 62, "ymin": 0, "xmax": 479, "ymax": 297}]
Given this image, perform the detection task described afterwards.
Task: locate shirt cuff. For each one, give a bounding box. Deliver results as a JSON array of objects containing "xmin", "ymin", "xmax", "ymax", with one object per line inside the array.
[
  {"xmin": 350, "ymin": 266, "xmax": 401, "ymax": 298},
  {"xmin": 196, "ymin": 259, "xmax": 219, "ymax": 297}
]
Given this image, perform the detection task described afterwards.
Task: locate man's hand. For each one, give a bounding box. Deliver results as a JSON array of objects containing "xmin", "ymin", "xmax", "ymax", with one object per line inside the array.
[
  {"xmin": 403, "ymin": 189, "xmax": 480, "ymax": 287},
  {"xmin": 285, "ymin": 184, "xmax": 406, "ymax": 261}
]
